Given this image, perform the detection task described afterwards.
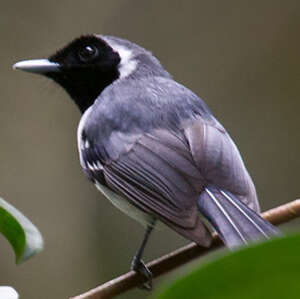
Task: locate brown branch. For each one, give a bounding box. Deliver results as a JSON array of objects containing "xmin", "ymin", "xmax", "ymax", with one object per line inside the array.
[{"xmin": 70, "ymin": 199, "xmax": 300, "ymax": 299}]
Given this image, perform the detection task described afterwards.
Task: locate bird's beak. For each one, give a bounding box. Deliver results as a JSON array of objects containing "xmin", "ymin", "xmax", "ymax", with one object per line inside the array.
[{"xmin": 13, "ymin": 59, "xmax": 60, "ymax": 74}]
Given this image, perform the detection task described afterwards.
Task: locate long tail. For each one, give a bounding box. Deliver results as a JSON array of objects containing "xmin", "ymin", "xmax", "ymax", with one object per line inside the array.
[{"xmin": 198, "ymin": 185, "xmax": 279, "ymax": 248}]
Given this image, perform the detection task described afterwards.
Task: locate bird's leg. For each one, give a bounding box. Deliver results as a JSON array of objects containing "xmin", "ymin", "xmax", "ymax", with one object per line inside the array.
[{"xmin": 131, "ymin": 218, "xmax": 156, "ymax": 290}]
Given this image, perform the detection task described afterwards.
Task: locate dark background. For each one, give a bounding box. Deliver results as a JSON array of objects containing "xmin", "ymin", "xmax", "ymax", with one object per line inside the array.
[{"xmin": 1, "ymin": 1, "xmax": 300, "ymax": 298}]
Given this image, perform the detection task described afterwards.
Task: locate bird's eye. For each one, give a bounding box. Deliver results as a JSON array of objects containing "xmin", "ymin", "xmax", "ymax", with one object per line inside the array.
[{"xmin": 78, "ymin": 45, "xmax": 99, "ymax": 62}]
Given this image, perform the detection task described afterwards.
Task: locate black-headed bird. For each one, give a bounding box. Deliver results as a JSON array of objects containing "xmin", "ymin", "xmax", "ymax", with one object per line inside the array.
[{"xmin": 14, "ymin": 35, "xmax": 279, "ymax": 288}]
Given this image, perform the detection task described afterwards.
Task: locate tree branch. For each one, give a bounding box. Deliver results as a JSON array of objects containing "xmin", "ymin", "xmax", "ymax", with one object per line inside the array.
[{"xmin": 70, "ymin": 199, "xmax": 300, "ymax": 299}]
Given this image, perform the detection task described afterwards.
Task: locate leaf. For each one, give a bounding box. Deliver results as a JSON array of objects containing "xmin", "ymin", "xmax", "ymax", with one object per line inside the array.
[
  {"xmin": 153, "ymin": 234, "xmax": 300, "ymax": 299},
  {"xmin": 0, "ymin": 197, "xmax": 44, "ymax": 263}
]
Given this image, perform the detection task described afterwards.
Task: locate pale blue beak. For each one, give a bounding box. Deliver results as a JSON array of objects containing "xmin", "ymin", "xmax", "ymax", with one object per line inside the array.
[{"xmin": 13, "ymin": 59, "xmax": 60, "ymax": 74}]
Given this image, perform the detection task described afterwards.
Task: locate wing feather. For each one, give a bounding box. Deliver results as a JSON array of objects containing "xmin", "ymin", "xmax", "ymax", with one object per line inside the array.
[
  {"xmin": 79, "ymin": 116, "xmax": 257, "ymax": 246},
  {"xmin": 184, "ymin": 118, "xmax": 259, "ymax": 212},
  {"xmin": 102, "ymin": 130, "xmax": 204, "ymax": 228}
]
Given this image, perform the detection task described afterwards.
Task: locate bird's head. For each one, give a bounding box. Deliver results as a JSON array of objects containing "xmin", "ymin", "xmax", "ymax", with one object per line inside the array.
[{"xmin": 13, "ymin": 35, "xmax": 170, "ymax": 113}]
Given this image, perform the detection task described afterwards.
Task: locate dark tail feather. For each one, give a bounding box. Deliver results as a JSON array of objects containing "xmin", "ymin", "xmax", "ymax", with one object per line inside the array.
[{"xmin": 198, "ymin": 185, "xmax": 280, "ymax": 248}]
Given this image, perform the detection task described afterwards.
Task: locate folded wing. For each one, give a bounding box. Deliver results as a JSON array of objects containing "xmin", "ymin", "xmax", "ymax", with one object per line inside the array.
[{"xmin": 80, "ymin": 117, "xmax": 260, "ymax": 247}]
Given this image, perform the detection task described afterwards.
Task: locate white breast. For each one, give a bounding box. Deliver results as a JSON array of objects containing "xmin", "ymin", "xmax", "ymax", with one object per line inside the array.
[{"xmin": 95, "ymin": 181, "xmax": 154, "ymax": 227}]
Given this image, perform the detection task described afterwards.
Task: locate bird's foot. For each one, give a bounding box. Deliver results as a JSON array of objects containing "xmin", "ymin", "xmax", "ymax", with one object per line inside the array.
[{"xmin": 131, "ymin": 256, "xmax": 153, "ymax": 290}]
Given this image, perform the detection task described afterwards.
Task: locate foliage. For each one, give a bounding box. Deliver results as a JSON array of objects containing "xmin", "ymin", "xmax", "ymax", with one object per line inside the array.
[
  {"xmin": 0, "ymin": 197, "xmax": 43, "ymax": 263},
  {"xmin": 153, "ymin": 234, "xmax": 300, "ymax": 299}
]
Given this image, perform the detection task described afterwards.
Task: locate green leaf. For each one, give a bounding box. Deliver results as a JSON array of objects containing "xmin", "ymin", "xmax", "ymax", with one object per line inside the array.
[
  {"xmin": 153, "ymin": 234, "xmax": 300, "ymax": 299},
  {"xmin": 0, "ymin": 198, "xmax": 43, "ymax": 263}
]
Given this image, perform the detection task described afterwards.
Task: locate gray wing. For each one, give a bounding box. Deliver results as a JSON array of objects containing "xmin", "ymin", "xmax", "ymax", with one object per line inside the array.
[
  {"xmin": 80, "ymin": 124, "xmax": 212, "ymax": 246},
  {"xmin": 106, "ymin": 129, "xmax": 212, "ymax": 246},
  {"xmin": 184, "ymin": 117, "xmax": 259, "ymax": 212},
  {"xmin": 105, "ymin": 130, "xmax": 203, "ymax": 222},
  {"xmin": 80, "ymin": 117, "xmax": 257, "ymax": 246}
]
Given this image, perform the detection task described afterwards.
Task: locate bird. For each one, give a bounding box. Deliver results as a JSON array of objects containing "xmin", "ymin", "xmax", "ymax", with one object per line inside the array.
[{"xmin": 13, "ymin": 34, "xmax": 279, "ymax": 288}]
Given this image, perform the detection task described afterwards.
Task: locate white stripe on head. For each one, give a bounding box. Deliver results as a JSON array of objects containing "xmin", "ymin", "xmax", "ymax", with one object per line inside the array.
[{"xmin": 106, "ymin": 41, "xmax": 138, "ymax": 79}]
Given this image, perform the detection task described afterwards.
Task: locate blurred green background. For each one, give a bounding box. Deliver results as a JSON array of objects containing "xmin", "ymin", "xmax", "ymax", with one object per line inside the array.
[{"xmin": 1, "ymin": 0, "xmax": 300, "ymax": 298}]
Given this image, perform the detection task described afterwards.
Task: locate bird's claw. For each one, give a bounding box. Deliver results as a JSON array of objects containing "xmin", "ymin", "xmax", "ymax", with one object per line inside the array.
[{"xmin": 131, "ymin": 257, "xmax": 153, "ymax": 290}]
